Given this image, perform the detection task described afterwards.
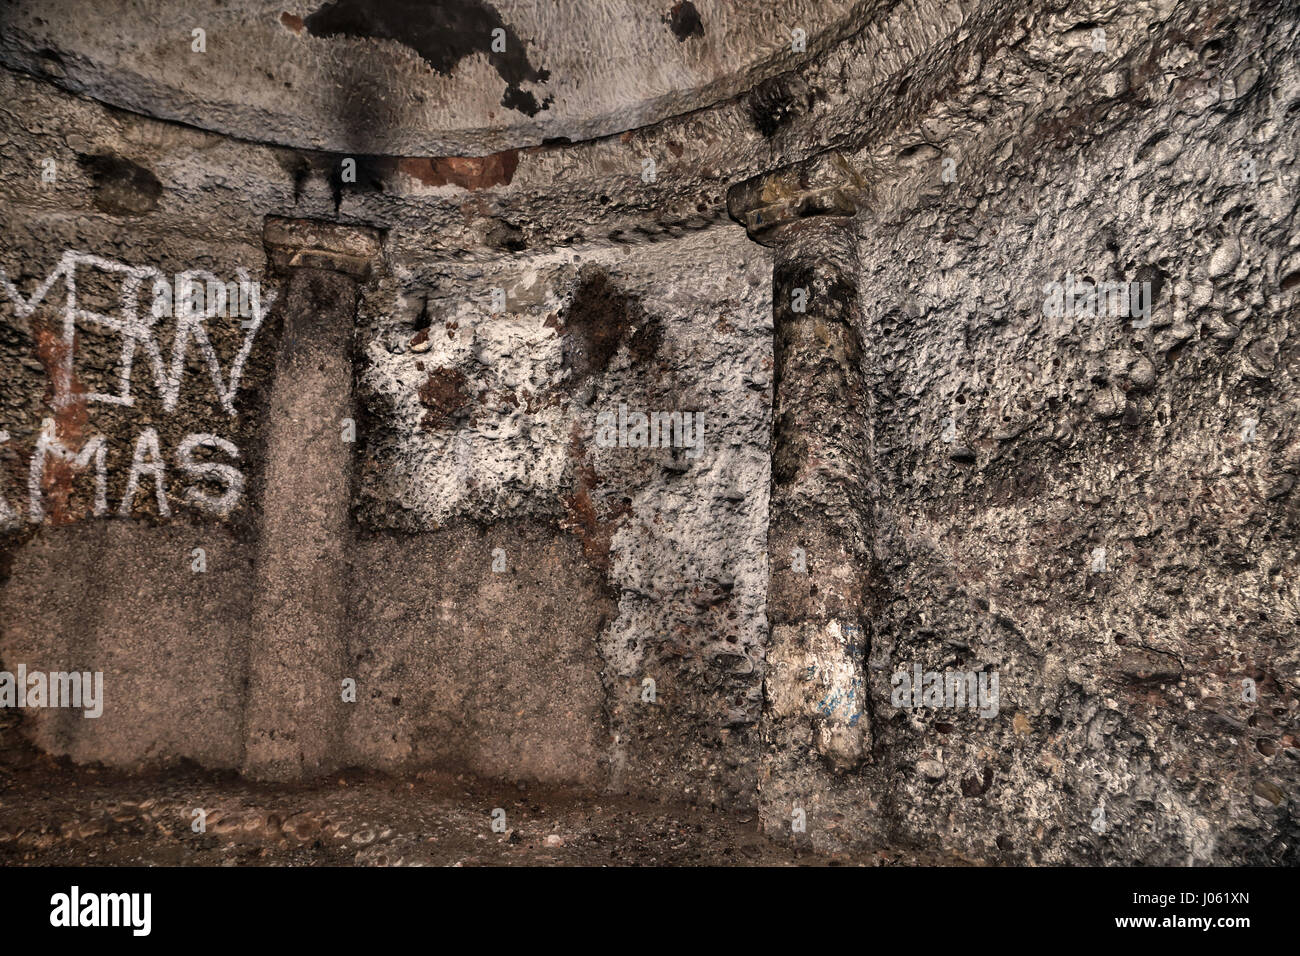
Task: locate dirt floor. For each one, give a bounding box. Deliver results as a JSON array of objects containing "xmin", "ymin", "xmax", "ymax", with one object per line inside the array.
[{"xmin": 0, "ymin": 721, "xmax": 956, "ymax": 867}]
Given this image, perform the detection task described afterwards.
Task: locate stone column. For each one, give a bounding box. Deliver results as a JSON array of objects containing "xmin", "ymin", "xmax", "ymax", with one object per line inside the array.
[
  {"xmin": 242, "ymin": 217, "xmax": 381, "ymax": 781},
  {"xmin": 728, "ymin": 153, "xmax": 874, "ymax": 771}
]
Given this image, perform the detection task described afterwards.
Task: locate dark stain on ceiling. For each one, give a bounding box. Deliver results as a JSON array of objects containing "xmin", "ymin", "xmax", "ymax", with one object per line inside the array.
[
  {"xmin": 665, "ymin": 2, "xmax": 705, "ymax": 42},
  {"xmin": 304, "ymin": 0, "xmax": 553, "ymax": 116}
]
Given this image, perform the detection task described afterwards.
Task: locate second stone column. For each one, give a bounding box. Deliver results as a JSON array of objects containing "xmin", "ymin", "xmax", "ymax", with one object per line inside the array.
[{"xmin": 729, "ymin": 154, "xmax": 875, "ymax": 772}]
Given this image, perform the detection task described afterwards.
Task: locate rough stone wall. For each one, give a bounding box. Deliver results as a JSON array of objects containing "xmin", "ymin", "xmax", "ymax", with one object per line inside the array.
[
  {"xmin": 0, "ymin": 65, "xmax": 773, "ymax": 803},
  {"xmin": 352, "ymin": 231, "xmax": 772, "ymax": 804},
  {"xmin": 0, "ymin": 0, "xmax": 1297, "ymax": 865},
  {"xmin": 758, "ymin": 0, "xmax": 1300, "ymax": 864},
  {"xmin": 0, "ymin": 70, "xmax": 281, "ymax": 770}
]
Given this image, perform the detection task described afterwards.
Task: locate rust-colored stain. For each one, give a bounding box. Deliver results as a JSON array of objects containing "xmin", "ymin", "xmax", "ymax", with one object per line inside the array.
[
  {"xmin": 560, "ymin": 422, "xmax": 629, "ymax": 572},
  {"xmin": 554, "ymin": 268, "xmax": 660, "ymax": 389},
  {"xmin": 397, "ymin": 149, "xmax": 519, "ymax": 190},
  {"xmin": 418, "ymin": 366, "xmax": 471, "ymax": 430},
  {"xmin": 279, "ymin": 11, "xmax": 304, "ymax": 34},
  {"xmin": 457, "ymin": 193, "xmax": 490, "ymax": 226},
  {"xmin": 31, "ymin": 318, "xmax": 88, "ymax": 525}
]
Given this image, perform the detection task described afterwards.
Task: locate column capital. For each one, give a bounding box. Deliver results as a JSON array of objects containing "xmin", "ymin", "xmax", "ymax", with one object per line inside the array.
[
  {"xmin": 726, "ymin": 151, "xmax": 866, "ymax": 245},
  {"xmin": 263, "ymin": 216, "xmax": 384, "ymax": 279}
]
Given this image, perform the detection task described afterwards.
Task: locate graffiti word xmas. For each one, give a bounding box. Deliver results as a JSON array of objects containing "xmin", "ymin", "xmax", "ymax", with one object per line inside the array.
[
  {"xmin": 0, "ymin": 251, "xmax": 275, "ymax": 521},
  {"xmin": 1, "ymin": 420, "xmax": 243, "ymax": 522}
]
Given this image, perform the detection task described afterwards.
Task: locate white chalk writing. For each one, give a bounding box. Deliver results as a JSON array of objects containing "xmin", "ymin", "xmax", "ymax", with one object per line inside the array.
[{"xmin": 0, "ymin": 251, "xmax": 275, "ymax": 415}]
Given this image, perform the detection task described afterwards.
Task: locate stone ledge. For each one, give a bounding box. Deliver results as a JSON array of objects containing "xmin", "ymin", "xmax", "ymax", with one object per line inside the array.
[
  {"xmin": 727, "ymin": 151, "xmax": 867, "ymax": 244},
  {"xmin": 263, "ymin": 216, "xmax": 384, "ymax": 279}
]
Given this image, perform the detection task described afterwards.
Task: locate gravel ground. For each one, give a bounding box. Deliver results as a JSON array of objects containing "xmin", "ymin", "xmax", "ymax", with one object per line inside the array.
[{"xmin": 0, "ymin": 723, "xmax": 960, "ymax": 867}]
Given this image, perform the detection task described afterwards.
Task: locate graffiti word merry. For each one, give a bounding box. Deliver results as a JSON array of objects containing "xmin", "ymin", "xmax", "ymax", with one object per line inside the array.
[{"xmin": 0, "ymin": 250, "xmax": 275, "ymax": 415}]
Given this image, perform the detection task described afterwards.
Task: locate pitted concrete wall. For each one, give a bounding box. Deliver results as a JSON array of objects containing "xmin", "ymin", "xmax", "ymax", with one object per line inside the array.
[
  {"xmin": 0, "ymin": 0, "xmax": 1297, "ymax": 865},
  {"xmin": 758, "ymin": 0, "xmax": 1300, "ymax": 865},
  {"xmin": 354, "ymin": 229, "xmax": 773, "ymax": 804},
  {"xmin": 0, "ymin": 65, "xmax": 773, "ymax": 801}
]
